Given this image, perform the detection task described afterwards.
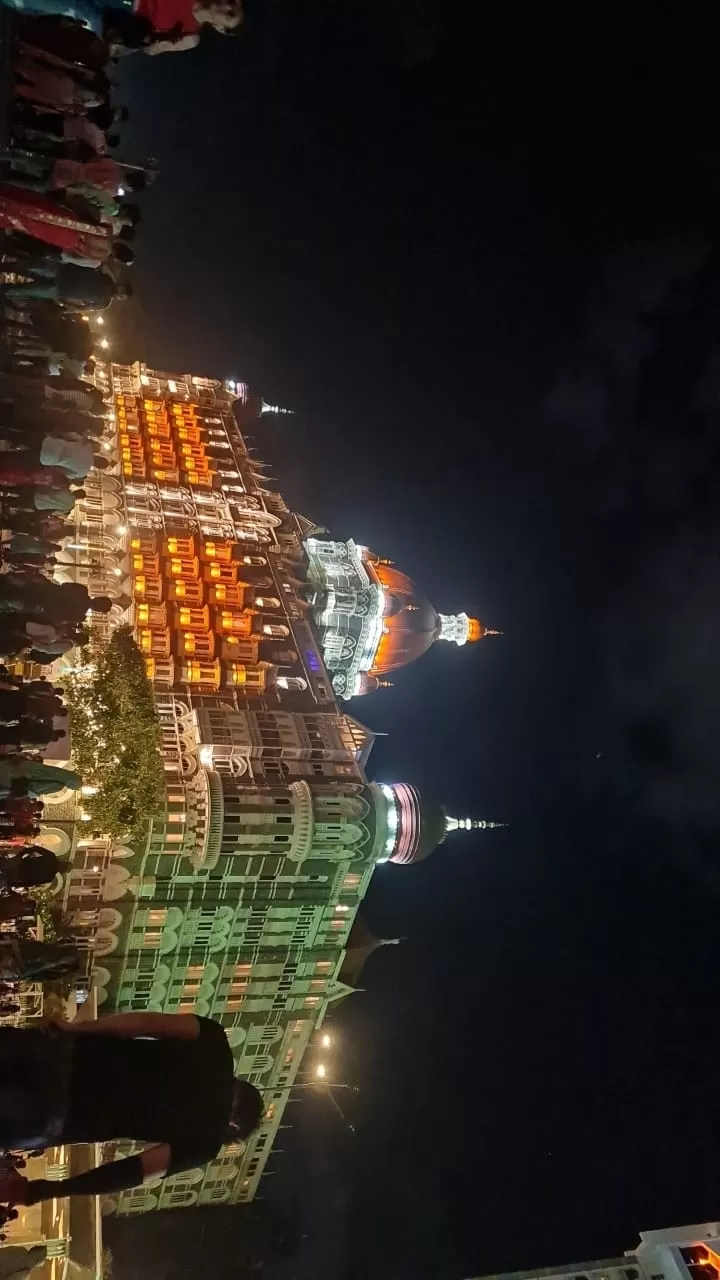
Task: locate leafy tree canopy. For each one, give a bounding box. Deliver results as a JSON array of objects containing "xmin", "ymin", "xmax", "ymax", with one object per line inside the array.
[{"xmin": 64, "ymin": 626, "xmax": 163, "ymax": 845}]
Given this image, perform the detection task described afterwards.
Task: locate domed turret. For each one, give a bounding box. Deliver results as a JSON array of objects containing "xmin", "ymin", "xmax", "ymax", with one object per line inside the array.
[
  {"xmin": 232, "ymin": 383, "xmax": 294, "ymax": 428},
  {"xmin": 304, "ymin": 536, "xmax": 498, "ymax": 699},
  {"xmin": 370, "ymin": 781, "xmax": 505, "ymax": 867}
]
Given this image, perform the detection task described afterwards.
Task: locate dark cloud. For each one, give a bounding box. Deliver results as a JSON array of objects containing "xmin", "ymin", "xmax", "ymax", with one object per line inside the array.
[{"xmin": 544, "ymin": 239, "xmax": 720, "ymax": 856}]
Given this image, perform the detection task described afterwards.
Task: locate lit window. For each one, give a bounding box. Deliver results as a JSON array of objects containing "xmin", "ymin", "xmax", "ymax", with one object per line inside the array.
[
  {"xmin": 147, "ymin": 909, "xmax": 167, "ymax": 926},
  {"xmin": 168, "ymin": 380, "xmax": 178, "ymax": 393},
  {"xmin": 143, "ymin": 931, "xmax": 162, "ymax": 949},
  {"xmin": 168, "ymin": 813, "xmax": 185, "ymax": 824},
  {"xmin": 166, "ymin": 833, "xmax": 184, "ymax": 844},
  {"xmin": 304, "ymin": 997, "xmax": 320, "ymax": 1007}
]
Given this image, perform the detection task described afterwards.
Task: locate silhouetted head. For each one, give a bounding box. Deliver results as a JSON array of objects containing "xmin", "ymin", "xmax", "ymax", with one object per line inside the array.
[
  {"xmin": 89, "ymin": 596, "xmax": 112, "ymax": 614},
  {"xmin": 226, "ymin": 1079, "xmax": 263, "ymax": 1141},
  {"xmin": 124, "ymin": 170, "xmax": 147, "ymax": 192},
  {"xmin": 112, "ymin": 243, "xmax": 134, "ymax": 265},
  {"xmin": 118, "ymin": 202, "xmax": 141, "ymax": 226}
]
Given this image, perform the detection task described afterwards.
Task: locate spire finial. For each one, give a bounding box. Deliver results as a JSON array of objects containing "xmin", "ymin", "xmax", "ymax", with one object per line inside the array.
[
  {"xmin": 261, "ymin": 400, "xmax": 295, "ymax": 416},
  {"xmin": 445, "ymin": 816, "xmax": 507, "ymax": 833}
]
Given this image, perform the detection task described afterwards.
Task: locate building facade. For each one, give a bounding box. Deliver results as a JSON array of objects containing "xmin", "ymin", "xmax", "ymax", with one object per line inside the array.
[
  {"xmin": 36, "ymin": 362, "xmax": 496, "ymax": 1217},
  {"xmin": 477, "ymin": 1222, "xmax": 720, "ymax": 1280}
]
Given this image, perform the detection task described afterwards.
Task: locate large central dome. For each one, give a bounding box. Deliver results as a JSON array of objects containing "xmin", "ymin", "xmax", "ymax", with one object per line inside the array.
[
  {"xmin": 303, "ymin": 537, "xmax": 493, "ymax": 699},
  {"xmin": 372, "ymin": 562, "xmax": 447, "ymax": 675}
]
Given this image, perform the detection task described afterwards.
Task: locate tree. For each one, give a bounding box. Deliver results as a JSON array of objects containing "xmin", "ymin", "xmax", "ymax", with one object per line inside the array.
[{"xmin": 63, "ymin": 626, "xmax": 164, "ymax": 845}]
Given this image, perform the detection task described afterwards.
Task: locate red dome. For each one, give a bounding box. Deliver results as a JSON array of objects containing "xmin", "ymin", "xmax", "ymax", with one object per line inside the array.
[{"xmin": 370, "ymin": 562, "xmax": 441, "ymax": 675}]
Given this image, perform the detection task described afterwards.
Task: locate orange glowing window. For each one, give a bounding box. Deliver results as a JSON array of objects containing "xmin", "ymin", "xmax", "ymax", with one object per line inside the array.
[
  {"xmin": 231, "ymin": 666, "xmax": 246, "ymax": 686},
  {"xmin": 230, "ymin": 981, "xmax": 247, "ymax": 995},
  {"xmin": 236, "ymin": 964, "xmax": 252, "ymax": 975},
  {"xmin": 215, "ymin": 584, "xmax": 226, "ymax": 601},
  {"xmin": 183, "ymin": 633, "xmax": 196, "ymax": 654},
  {"xmin": 135, "ymin": 575, "xmax": 147, "ymax": 595},
  {"xmin": 226, "ymin": 1000, "xmax": 243, "ymax": 1012},
  {"xmin": 174, "ymin": 582, "xmax": 186, "ymax": 598},
  {"xmin": 209, "ymin": 565, "xmax": 221, "ymax": 579},
  {"xmin": 145, "ymin": 657, "xmax": 155, "ymax": 678},
  {"xmin": 132, "ymin": 555, "xmax": 145, "ymax": 571},
  {"xmin": 137, "ymin": 604, "xmax": 149, "ymax": 624},
  {"xmin": 187, "ymin": 965, "xmax": 204, "ymax": 978}
]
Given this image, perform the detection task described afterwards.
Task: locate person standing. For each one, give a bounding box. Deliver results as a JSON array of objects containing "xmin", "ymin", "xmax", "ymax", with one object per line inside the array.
[
  {"xmin": 0, "ymin": 1013, "xmax": 263, "ymax": 1203},
  {"xmin": 6, "ymin": 265, "xmax": 131, "ymax": 308}
]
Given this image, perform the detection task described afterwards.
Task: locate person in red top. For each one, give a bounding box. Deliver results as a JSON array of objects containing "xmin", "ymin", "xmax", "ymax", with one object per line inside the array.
[
  {"xmin": 0, "ymin": 184, "xmax": 112, "ymax": 253},
  {"xmin": 132, "ymin": 0, "xmax": 243, "ymax": 55}
]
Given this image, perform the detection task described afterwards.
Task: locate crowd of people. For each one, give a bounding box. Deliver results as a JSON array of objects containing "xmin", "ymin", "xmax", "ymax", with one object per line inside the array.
[
  {"xmin": 0, "ymin": 1, "xmax": 270, "ymax": 1223},
  {"xmin": 0, "ymin": 10, "xmax": 155, "ymax": 1036},
  {"xmin": 4, "ymin": 0, "xmax": 244, "ymax": 57}
]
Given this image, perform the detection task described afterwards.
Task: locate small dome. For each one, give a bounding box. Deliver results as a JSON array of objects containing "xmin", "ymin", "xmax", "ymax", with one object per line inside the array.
[
  {"xmin": 232, "ymin": 384, "xmax": 264, "ymax": 428},
  {"xmin": 379, "ymin": 782, "xmax": 448, "ymax": 866}
]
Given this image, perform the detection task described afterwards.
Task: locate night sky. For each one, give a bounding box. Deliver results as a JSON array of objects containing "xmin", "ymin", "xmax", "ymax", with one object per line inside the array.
[{"xmin": 106, "ymin": 6, "xmax": 720, "ymax": 1279}]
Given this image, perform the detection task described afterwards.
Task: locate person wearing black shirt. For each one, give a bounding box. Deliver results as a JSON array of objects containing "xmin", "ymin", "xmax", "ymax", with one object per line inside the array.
[{"xmin": 0, "ymin": 1013, "xmax": 263, "ymax": 1206}]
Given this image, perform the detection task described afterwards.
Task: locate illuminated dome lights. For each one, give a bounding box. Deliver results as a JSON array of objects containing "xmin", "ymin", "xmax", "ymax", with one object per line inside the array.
[
  {"xmin": 377, "ymin": 784, "xmax": 506, "ymax": 867},
  {"xmin": 437, "ymin": 613, "xmax": 495, "ymax": 646}
]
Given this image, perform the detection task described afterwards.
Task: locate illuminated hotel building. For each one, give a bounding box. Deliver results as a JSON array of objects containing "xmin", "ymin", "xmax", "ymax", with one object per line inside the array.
[
  {"xmin": 476, "ymin": 1223, "xmax": 720, "ymax": 1280},
  {"xmin": 34, "ymin": 364, "xmax": 500, "ymax": 1217}
]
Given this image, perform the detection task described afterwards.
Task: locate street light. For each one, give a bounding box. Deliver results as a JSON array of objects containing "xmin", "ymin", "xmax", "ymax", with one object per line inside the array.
[
  {"xmin": 99, "ymin": 338, "xmax": 109, "ymax": 350},
  {"xmin": 321, "ymin": 1033, "xmax": 332, "ymax": 1049},
  {"xmin": 315, "ymin": 1063, "xmax": 327, "ymax": 1080}
]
